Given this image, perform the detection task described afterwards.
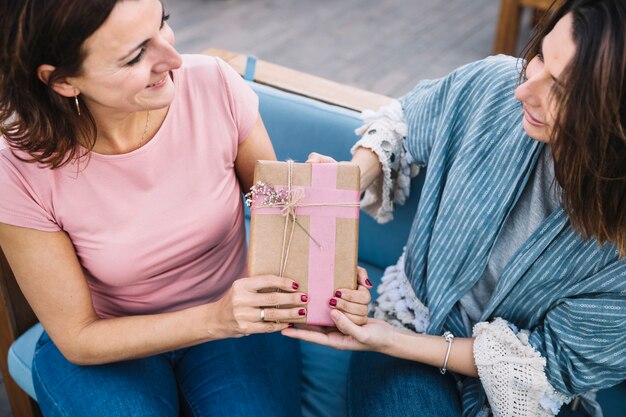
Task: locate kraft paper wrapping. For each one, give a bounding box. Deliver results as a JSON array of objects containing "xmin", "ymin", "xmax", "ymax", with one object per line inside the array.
[{"xmin": 247, "ymin": 160, "xmax": 360, "ymax": 326}]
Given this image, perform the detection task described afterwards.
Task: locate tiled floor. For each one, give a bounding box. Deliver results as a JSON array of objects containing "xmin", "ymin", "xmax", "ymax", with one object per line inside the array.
[{"xmin": 0, "ymin": 1, "xmax": 536, "ymax": 415}]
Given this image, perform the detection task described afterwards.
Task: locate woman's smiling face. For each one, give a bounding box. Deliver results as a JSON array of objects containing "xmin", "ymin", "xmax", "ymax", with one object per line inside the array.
[
  {"xmin": 514, "ymin": 13, "xmax": 577, "ymax": 143},
  {"xmin": 68, "ymin": 0, "xmax": 183, "ymax": 117}
]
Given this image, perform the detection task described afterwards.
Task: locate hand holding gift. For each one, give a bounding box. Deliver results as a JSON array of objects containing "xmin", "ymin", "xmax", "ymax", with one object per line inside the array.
[{"xmin": 212, "ymin": 274, "xmax": 308, "ymax": 338}]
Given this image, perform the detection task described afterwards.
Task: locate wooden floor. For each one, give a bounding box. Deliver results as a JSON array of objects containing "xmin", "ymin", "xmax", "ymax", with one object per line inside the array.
[
  {"xmin": 0, "ymin": 1, "xmax": 536, "ymax": 416},
  {"xmin": 166, "ymin": 0, "xmax": 526, "ymax": 98}
]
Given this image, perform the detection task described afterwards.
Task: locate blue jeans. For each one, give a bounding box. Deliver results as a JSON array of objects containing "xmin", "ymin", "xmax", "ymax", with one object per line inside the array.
[
  {"xmin": 347, "ymin": 351, "xmax": 462, "ymax": 417},
  {"xmin": 347, "ymin": 352, "xmax": 590, "ymax": 417},
  {"xmin": 32, "ymin": 331, "xmax": 302, "ymax": 417}
]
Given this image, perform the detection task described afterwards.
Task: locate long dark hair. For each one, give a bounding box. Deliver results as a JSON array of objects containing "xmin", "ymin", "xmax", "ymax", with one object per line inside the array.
[
  {"xmin": 521, "ymin": 0, "xmax": 626, "ymax": 257},
  {"xmin": 0, "ymin": 0, "xmax": 118, "ymax": 168}
]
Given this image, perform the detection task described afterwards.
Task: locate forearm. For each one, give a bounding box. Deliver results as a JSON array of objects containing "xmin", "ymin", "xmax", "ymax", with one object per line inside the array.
[
  {"xmin": 66, "ymin": 303, "xmax": 220, "ymax": 365},
  {"xmin": 381, "ymin": 330, "xmax": 478, "ymax": 377},
  {"xmin": 352, "ymin": 147, "xmax": 382, "ymax": 191}
]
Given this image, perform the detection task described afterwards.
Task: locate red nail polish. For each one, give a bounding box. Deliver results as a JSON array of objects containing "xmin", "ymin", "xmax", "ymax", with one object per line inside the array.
[
  {"xmin": 334, "ymin": 290, "xmax": 342, "ymax": 298},
  {"xmin": 288, "ymin": 323, "xmax": 295, "ymax": 328},
  {"xmin": 298, "ymin": 308, "xmax": 306, "ymax": 316},
  {"xmin": 329, "ymin": 298, "xmax": 337, "ymax": 306},
  {"xmin": 292, "ymin": 282, "xmax": 299, "ymax": 290},
  {"xmin": 301, "ymin": 294, "xmax": 308, "ymax": 302},
  {"xmin": 365, "ymin": 279, "xmax": 372, "ymax": 287}
]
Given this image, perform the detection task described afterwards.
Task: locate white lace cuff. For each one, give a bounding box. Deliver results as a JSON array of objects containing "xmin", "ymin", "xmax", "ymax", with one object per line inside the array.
[
  {"xmin": 473, "ymin": 318, "xmax": 570, "ymax": 417},
  {"xmin": 351, "ymin": 100, "xmax": 420, "ymax": 224},
  {"xmin": 370, "ymin": 249, "xmax": 430, "ymax": 333}
]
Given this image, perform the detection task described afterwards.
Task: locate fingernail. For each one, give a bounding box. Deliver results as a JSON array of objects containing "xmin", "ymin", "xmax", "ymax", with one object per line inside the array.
[
  {"xmin": 301, "ymin": 294, "xmax": 308, "ymax": 302},
  {"xmin": 334, "ymin": 290, "xmax": 342, "ymax": 298},
  {"xmin": 298, "ymin": 308, "xmax": 306, "ymax": 316},
  {"xmin": 292, "ymin": 282, "xmax": 299, "ymax": 290},
  {"xmin": 365, "ymin": 279, "xmax": 372, "ymax": 287},
  {"xmin": 329, "ymin": 298, "xmax": 337, "ymax": 307},
  {"xmin": 288, "ymin": 323, "xmax": 295, "ymax": 328}
]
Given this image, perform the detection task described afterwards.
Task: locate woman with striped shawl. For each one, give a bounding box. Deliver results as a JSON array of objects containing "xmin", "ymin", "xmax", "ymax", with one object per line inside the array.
[{"xmin": 283, "ymin": 1, "xmax": 626, "ymax": 416}]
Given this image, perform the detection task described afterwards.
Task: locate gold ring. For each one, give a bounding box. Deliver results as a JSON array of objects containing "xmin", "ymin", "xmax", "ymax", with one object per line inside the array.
[{"xmin": 260, "ymin": 308, "xmax": 266, "ymax": 322}]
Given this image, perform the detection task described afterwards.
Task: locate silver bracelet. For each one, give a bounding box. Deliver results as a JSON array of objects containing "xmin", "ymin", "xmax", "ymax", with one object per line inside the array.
[{"xmin": 439, "ymin": 331, "xmax": 455, "ymax": 374}]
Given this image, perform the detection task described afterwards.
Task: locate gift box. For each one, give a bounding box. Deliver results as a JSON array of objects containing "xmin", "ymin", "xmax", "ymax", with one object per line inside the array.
[{"xmin": 246, "ymin": 160, "xmax": 360, "ymax": 326}]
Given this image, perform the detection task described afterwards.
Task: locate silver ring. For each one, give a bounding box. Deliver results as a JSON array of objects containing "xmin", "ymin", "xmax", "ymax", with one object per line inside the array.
[{"xmin": 260, "ymin": 308, "xmax": 266, "ymax": 322}]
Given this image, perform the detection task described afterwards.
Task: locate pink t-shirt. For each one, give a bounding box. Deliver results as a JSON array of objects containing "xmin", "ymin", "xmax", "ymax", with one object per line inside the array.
[{"xmin": 0, "ymin": 55, "xmax": 258, "ymax": 318}]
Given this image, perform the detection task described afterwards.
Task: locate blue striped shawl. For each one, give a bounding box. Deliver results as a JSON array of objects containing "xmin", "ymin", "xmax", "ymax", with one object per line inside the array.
[{"xmin": 400, "ymin": 55, "xmax": 626, "ymax": 416}]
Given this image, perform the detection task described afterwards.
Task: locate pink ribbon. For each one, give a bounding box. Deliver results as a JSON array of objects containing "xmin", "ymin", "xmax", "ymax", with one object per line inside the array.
[{"xmin": 251, "ymin": 163, "xmax": 359, "ymax": 325}]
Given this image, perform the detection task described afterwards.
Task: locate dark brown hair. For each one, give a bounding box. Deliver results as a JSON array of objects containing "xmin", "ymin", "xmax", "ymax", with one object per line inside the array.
[
  {"xmin": 0, "ymin": 0, "xmax": 118, "ymax": 168},
  {"xmin": 521, "ymin": 0, "xmax": 626, "ymax": 256}
]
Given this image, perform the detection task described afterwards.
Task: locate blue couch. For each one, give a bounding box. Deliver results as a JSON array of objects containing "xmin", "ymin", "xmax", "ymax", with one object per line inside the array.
[{"xmin": 5, "ymin": 55, "xmax": 625, "ymax": 417}]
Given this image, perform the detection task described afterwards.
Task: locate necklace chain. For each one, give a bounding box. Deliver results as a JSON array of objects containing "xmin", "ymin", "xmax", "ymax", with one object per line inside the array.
[{"xmin": 140, "ymin": 110, "xmax": 151, "ymax": 146}]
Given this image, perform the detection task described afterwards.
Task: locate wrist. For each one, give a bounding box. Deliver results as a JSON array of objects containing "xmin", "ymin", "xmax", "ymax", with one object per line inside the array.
[
  {"xmin": 193, "ymin": 302, "xmax": 226, "ymax": 342},
  {"xmin": 377, "ymin": 325, "xmax": 405, "ymax": 356},
  {"xmin": 376, "ymin": 329, "xmax": 435, "ymax": 364},
  {"xmin": 351, "ymin": 147, "xmax": 382, "ymax": 191}
]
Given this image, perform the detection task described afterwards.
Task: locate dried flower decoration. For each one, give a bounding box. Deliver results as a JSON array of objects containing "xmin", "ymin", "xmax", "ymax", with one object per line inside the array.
[{"xmin": 244, "ymin": 181, "xmax": 290, "ymax": 207}]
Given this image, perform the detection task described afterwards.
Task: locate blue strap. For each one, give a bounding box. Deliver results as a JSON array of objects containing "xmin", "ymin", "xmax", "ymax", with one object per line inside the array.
[{"xmin": 244, "ymin": 55, "xmax": 257, "ymax": 81}]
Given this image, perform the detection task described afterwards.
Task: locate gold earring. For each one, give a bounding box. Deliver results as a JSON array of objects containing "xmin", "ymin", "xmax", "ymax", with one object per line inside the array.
[{"xmin": 74, "ymin": 95, "xmax": 81, "ymax": 116}]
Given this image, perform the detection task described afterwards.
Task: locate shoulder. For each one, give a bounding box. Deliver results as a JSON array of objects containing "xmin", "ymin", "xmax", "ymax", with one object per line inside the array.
[
  {"xmin": 178, "ymin": 54, "xmax": 223, "ymax": 74},
  {"xmin": 447, "ymin": 55, "xmax": 522, "ymax": 93},
  {"xmin": 173, "ymin": 54, "xmax": 251, "ymax": 106},
  {"xmin": 458, "ymin": 54, "xmax": 521, "ymax": 80},
  {"xmin": 0, "ymin": 141, "xmax": 62, "ymax": 231},
  {"xmin": 404, "ymin": 55, "xmax": 521, "ymax": 104},
  {"xmin": 1, "ymin": 142, "xmax": 29, "ymax": 177},
  {"xmin": 175, "ymin": 54, "xmax": 235, "ymax": 88},
  {"xmin": 401, "ymin": 55, "xmax": 523, "ymax": 131},
  {"xmin": 456, "ymin": 55, "xmax": 522, "ymax": 112},
  {"xmin": 0, "ymin": 143, "xmax": 51, "ymax": 188}
]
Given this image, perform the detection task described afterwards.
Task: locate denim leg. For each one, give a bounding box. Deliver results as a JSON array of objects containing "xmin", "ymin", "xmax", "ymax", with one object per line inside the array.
[
  {"xmin": 348, "ymin": 351, "xmax": 462, "ymax": 417},
  {"xmin": 175, "ymin": 333, "xmax": 302, "ymax": 417},
  {"xmin": 32, "ymin": 331, "xmax": 179, "ymax": 417}
]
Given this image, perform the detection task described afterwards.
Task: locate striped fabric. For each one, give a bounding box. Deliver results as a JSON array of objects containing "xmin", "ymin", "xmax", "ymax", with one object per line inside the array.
[{"xmin": 399, "ymin": 55, "xmax": 626, "ymax": 416}]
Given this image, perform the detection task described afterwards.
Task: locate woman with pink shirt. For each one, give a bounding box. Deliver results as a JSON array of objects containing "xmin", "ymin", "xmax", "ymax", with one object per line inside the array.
[{"xmin": 0, "ymin": 0, "xmax": 371, "ymax": 415}]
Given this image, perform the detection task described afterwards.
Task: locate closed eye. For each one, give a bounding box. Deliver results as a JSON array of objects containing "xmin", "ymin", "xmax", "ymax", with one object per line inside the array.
[
  {"xmin": 160, "ymin": 12, "xmax": 170, "ymax": 29},
  {"xmin": 124, "ymin": 7, "xmax": 170, "ymax": 66},
  {"xmin": 127, "ymin": 48, "xmax": 146, "ymax": 66},
  {"xmin": 535, "ymin": 44, "xmax": 544, "ymax": 62}
]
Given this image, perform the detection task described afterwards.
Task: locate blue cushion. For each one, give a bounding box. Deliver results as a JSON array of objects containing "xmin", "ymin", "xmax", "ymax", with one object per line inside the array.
[{"xmin": 8, "ymin": 322, "xmax": 42, "ymax": 400}]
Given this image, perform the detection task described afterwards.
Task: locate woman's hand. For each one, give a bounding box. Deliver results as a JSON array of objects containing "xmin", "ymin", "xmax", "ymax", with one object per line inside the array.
[
  {"xmin": 282, "ymin": 310, "xmax": 396, "ymax": 352},
  {"xmin": 306, "ymin": 152, "xmax": 337, "ymax": 164},
  {"xmin": 330, "ymin": 266, "xmax": 372, "ymax": 325},
  {"xmin": 307, "ymin": 149, "xmax": 382, "ymax": 192},
  {"xmin": 213, "ymin": 275, "xmax": 308, "ymax": 338}
]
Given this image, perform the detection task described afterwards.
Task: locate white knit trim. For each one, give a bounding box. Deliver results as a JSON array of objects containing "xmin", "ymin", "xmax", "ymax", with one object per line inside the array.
[
  {"xmin": 473, "ymin": 318, "xmax": 571, "ymax": 417},
  {"xmin": 371, "ymin": 250, "xmax": 430, "ymax": 333},
  {"xmin": 351, "ymin": 100, "xmax": 420, "ymax": 224},
  {"xmin": 476, "ymin": 408, "xmax": 490, "ymax": 417}
]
